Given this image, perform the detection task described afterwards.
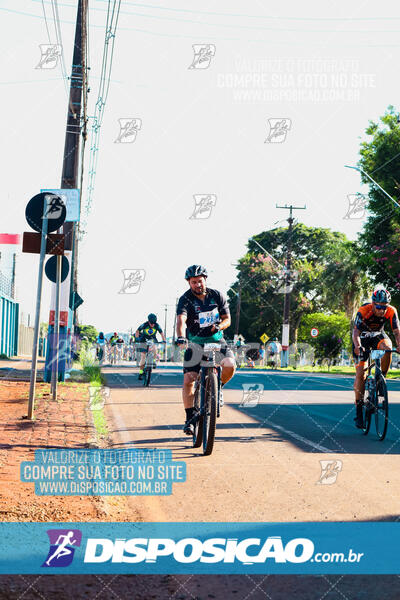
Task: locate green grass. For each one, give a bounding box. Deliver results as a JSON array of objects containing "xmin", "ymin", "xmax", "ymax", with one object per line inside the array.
[
  {"xmin": 78, "ymin": 346, "xmax": 108, "ymax": 438},
  {"xmin": 242, "ymin": 364, "xmax": 400, "ymax": 379}
]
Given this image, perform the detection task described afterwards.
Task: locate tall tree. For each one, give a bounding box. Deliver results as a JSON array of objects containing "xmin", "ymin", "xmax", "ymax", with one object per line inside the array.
[
  {"xmin": 358, "ymin": 106, "xmax": 400, "ymax": 303},
  {"xmin": 228, "ymin": 224, "xmax": 357, "ymax": 343},
  {"xmin": 322, "ymin": 241, "xmax": 370, "ymax": 321}
]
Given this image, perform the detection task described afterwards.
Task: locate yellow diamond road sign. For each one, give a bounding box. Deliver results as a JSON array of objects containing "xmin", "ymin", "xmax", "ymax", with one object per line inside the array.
[{"xmin": 260, "ymin": 333, "xmax": 269, "ymax": 344}]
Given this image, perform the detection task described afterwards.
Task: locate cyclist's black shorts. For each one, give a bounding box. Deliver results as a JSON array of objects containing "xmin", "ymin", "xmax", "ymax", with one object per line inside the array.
[
  {"xmin": 183, "ymin": 340, "xmax": 235, "ymax": 374},
  {"xmin": 352, "ymin": 331, "xmax": 390, "ymax": 363}
]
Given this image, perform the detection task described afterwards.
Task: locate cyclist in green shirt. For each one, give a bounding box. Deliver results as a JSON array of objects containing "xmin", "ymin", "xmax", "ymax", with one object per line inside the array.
[{"xmin": 176, "ymin": 265, "xmax": 236, "ymax": 434}]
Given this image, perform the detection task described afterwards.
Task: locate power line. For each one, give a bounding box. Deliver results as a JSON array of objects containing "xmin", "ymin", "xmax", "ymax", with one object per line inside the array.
[
  {"xmin": 40, "ymin": 0, "xmax": 52, "ymax": 42},
  {"xmin": 41, "ymin": 0, "xmax": 400, "ymax": 23},
  {"xmin": 79, "ymin": 0, "xmax": 121, "ymax": 239},
  {"xmin": 5, "ymin": 7, "xmax": 400, "ymax": 45}
]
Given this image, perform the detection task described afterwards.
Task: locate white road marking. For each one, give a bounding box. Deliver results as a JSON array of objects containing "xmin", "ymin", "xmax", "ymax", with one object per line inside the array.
[{"xmin": 261, "ymin": 419, "xmax": 333, "ymax": 453}]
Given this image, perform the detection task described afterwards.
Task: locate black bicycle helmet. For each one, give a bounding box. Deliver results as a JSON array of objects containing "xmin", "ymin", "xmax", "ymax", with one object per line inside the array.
[
  {"xmin": 148, "ymin": 313, "xmax": 157, "ymax": 323},
  {"xmin": 185, "ymin": 265, "xmax": 208, "ymax": 280},
  {"xmin": 371, "ymin": 287, "xmax": 391, "ymax": 304}
]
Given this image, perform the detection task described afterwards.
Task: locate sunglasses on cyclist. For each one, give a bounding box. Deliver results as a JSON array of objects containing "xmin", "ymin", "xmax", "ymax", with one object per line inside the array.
[{"xmin": 374, "ymin": 303, "xmax": 387, "ymax": 310}]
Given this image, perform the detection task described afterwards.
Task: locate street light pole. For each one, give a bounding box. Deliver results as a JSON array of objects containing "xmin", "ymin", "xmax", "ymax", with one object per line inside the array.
[{"xmin": 345, "ymin": 165, "xmax": 400, "ymax": 209}]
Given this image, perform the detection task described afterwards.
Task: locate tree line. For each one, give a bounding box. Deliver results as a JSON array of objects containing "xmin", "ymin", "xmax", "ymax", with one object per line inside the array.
[{"xmin": 227, "ymin": 106, "xmax": 400, "ymax": 363}]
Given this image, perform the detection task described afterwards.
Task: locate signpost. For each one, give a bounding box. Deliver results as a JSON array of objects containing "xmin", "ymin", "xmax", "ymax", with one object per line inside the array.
[
  {"xmin": 22, "ymin": 232, "xmax": 64, "ymax": 255},
  {"xmin": 40, "ymin": 189, "xmax": 80, "ymax": 226},
  {"xmin": 45, "ymin": 255, "xmax": 69, "ymax": 282},
  {"xmin": 24, "ymin": 193, "xmax": 66, "ymax": 419},
  {"xmin": 260, "ymin": 333, "xmax": 269, "ymax": 344},
  {"xmin": 25, "ymin": 193, "xmax": 66, "ymax": 233},
  {"xmin": 45, "ymin": 255, "xmax": 69, "ymax": 399},
  {"xmin": 310, "ymin": 328, "xmax": 319, "ymax": 338}
]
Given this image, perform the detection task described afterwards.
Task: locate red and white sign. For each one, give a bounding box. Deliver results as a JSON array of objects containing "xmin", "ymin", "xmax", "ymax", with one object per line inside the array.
[
  {"xmin": 49, "ymin": 310, "xmax": 68, "ymax": 327},
  {"xmin": 0, "ymin": 234, "xmax": 20, "ymax": 245},
  {"xmin": 310, "ymin": 328, "xmax": 319, "ymax": 338}
]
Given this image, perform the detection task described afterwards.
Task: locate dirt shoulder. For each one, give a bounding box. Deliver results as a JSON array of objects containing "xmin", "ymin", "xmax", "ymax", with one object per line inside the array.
[{"xmin": 0, "ymin": 379, "xmax": 132, "ymax": 522}]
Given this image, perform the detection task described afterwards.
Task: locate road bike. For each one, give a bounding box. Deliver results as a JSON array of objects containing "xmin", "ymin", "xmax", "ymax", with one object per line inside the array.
[
  {"xmin": 188, "ymin": 342, "xmax": 222, "ymax": 456},
  {"xmin": 360, "ymin": 348, "xmax": 398, "ymax": 440},
  {"xmin": 142, "ymin": 341, "xmax": 163, "ymax": 387}
]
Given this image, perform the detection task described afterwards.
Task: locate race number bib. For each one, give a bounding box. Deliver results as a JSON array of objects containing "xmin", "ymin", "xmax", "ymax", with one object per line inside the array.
[{"xmin": 199, "ymin": 307, "xmax": 219, "ymax": 328}]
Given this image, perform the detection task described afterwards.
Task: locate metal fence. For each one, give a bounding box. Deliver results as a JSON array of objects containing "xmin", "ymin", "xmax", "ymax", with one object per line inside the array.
[
  {"xmin": 0, "ymin": 294, "xmax": 18, "ymax": 356},
  {"xmin": 0, "ymin": 270, "xmax": 13, "ymax": 299},
  {"xmin": 18, "ymin": 324, "xmax": 34, "ymax": 356}
]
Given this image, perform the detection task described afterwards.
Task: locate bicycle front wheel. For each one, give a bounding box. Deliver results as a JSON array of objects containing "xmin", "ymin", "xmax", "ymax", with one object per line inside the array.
[
  {"xmin": 144, "ymin": 367, "xmax": 152, "ymax": 387},
  {"xmin": 375, "ymin": 375, "xmax": 388, "ymax": 441},
  {"xmin": 361, "ymin": 393, "xmax": 372, "ymax": 436},
  {"xmin": 203, "ymin": 371, "xmax": 217, "ymax": 456},
  {"xmin": 192, "ymin": 381, "xmax": 203, "ymax": 448}
]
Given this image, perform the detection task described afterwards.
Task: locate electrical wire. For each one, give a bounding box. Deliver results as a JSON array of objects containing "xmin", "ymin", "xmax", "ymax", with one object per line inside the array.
[
  {"xmin": 5, "ymin": 6, "xmax": 400, "ymax": 46},
  {"xmin": 79, "ymin": 0, "xmax": 121, "ymax": 238}
]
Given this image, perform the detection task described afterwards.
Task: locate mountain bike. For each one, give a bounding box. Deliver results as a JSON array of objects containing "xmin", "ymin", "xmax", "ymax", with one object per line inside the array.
[
  {"xmin": 142, "ymin": 341, "xmax": 163, "ymax": 387},
  {"xmin": 188, "ymin": 342, "xmax": 222, "ymax": 456},
  {"xmin": 360, "ymin": 348, "xmax": 398, "ymax": 440},
  {"xmin": 110, "ymin": 345, "xmax": 117, "ymax": 365},
  {"xmin": 96, "ymin": 344, "xmax": 105, "ymax": 365},
  {"xmin": 116, "ymin": 343, "xmax": 124, "ymax": 364}
]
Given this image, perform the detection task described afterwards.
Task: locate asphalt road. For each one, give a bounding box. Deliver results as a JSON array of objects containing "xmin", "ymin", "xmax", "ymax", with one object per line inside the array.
[{"xmin": 103, "ymin": 363, "xmax": 400, "ymax": 522}]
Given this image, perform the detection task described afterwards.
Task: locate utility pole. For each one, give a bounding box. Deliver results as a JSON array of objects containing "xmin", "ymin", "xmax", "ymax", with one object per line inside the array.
[
  {"xmin": 235, "ymin": 279, "xmax": 242, "ymax": 338},
  {"xmin": 62, "ymin": 0, "xmax": 86, "ymax": 317},
  {"xmin": 44, "ymin": 0, "xmax": 87, "ymax": 383},
  {"xmin": 172, "ymin": 297, "xmax": 179, "ymax": 362},
  {"xmin": 163, "ymin": 304, "xmax": 168, "ymax": 362},
  {"xmin": 276, "ymin": 203, "xmax": 306, "ymax": 367},
  {"xmin": 163, "ymin": 305, "xmax": 168, "ymax": 339}
]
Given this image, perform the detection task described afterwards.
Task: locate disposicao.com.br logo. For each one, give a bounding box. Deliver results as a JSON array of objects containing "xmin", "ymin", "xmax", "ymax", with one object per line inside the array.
[
  {"xmin": 42, "ymin": 529, "xmax": 82, "ymax": 567},
  {"xmin": 82, "ymin": 536, "xmax": 364, "ymax": 565}
]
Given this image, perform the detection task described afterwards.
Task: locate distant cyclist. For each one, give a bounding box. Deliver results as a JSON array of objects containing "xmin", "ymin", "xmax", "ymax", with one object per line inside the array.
[
  {"xmin": 135, "ymin": 314, "xmax": 166, "ymax": 380},
  {"xmin": 109, "ymin": 332, "xmax": 118, "ymax": 346},
  {"xmin": 266, "ymin": 337, "xmax": 282, "ymax": 368},
  {"xmin": 353, "ymin": 286, "xmax": 400, "ymax": 428},
  {"xmin": 108, "ymin": 332, "xmax": 119, "ymax": 364},
  {"xmin": 176, "ymin": 265, "xmax": 236, "ymax": 435},
  {"xmin": 96, "ymin": 332, "xmax": 106, "ymax": 361}
]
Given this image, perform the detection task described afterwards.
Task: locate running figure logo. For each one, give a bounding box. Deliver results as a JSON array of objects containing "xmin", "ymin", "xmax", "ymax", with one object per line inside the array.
[
  {"xmin": 42, "ymin": 529, "xmax": 82, "ymax": 567},
  {"xmin": 115, "ymin": 118, "xmax": 142, "ymax": 143},
  {"xmin": 189, "ymin": 195, "xmax": 217, "ymax": 220},
  {"xmin": 89, "ymin": 386, "xmax": 110, "ymax": 410},
  {"xmin": 317, "ymin": 460, "xmax": 343, "ymax": 485},
  {"xmin": 264, "ymin": 118, "xmax": 292, "ymax": 143},
  {"xmin": 44, "ymin": 194, "xmax": 65, "ymax": 220},
  {"xmin": 240, "ymin": 383, "xmax": 264, "ymax": 407},
  {"xmin": 276, "ymin": 267, "xmax": 299, "ymax": 294},
  {"xmin": 35, "ymin": 44, "xmax": 62, "ymax": 69},
  {"xmin": 188, "ymin": 44, "xmax": 216, "ymax": 69},
  {"xmin": 119, "ymin": 269, "xmax": 146, "ymax": 294},
  {"xmin": 344, "ymin": 193, "xmax": 368, "ymax": 219}
]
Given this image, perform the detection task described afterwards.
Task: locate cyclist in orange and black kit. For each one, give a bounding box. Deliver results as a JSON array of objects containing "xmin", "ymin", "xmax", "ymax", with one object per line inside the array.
[{"xmin": 352, "ymin": 287, "xmax": 400, "ymax": 428}]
